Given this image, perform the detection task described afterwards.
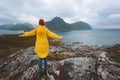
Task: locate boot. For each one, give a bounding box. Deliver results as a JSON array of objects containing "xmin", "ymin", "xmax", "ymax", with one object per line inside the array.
[
  {"xmin": 44, "ymin": 69, "xmax": 47, "ymax": 76},
  {"xmin": 44, "ymin": 69, "xmax": 50, "ymax": 80},
  {"xmin": 39, "ymin": 70, "xmax": 44, "ymax": 77}
]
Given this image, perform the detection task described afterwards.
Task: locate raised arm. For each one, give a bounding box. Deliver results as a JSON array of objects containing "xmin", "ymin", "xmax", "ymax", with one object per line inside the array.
[
  {"xmin": 19, "ymin": 29, "xmax": 35, "ymax": 37},
  {"xmin": 45, "ymin": 28, "xmax": 63, "ymax": 39}
]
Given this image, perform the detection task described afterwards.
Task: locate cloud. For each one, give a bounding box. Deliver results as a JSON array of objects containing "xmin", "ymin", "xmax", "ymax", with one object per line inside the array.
[
  {"xmin": 0, "ymin": 0, "xmax": 120, "ymax": 28},
  {"xmin": 16, "ymin": 14, "xmax": 39, "ymax": 24},
  {"xmin": 107, "ymin": 14, "xmax": 120, "ymax": 25},
  {"xmin": 108, "ymin": 14, "xmax": 120, "ymax": 19}
]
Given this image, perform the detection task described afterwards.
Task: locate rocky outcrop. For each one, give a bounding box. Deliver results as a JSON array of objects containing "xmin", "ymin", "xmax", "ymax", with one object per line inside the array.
[{"xmin": 0, "ymin": 41, "xmax": 120, "ymax": 80}]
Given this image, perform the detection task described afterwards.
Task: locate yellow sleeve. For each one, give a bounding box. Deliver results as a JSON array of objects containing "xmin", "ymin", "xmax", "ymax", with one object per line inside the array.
[
  {"xmin": 45, "ymin": 28, "xmax": 62, "ymax": 39},
  {"xmin": 22, "ymin": 29, "xmax": 35, "ymax": 37}
]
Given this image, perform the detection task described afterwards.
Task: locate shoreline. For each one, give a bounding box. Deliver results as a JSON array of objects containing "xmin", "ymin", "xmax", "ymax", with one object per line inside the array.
[{"xmin": 0, "ymin": 34, "xmax": 120, "ymax": 62}]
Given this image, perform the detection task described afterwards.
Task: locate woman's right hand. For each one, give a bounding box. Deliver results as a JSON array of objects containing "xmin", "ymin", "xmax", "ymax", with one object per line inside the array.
[{"xmin": 61, "ymin": 36, "xmax": 64, "ymax": 39}]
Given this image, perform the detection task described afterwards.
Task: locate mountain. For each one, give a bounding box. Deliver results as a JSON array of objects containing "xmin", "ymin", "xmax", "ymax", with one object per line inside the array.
[
  {"xmin": 0, "ymin": 23, "xmax": 34, "ymax": 31},
  {"xmin": 0, "ymin": 23, "xmax": 15, "ymax": 29},
  {"xmin": 46, "ymin": 17, "xmax": 71, "ymax": 31},
  {"xmin": 46, "ymin": 17, "xmax": 92, "ymax": 31},
  {"xmin": 70, "ymin": 21, "xmax": 92, "ymax": 30},
  {"xmin": 0, "ymin": 17, "xmax": 92, "ymax": 32}
]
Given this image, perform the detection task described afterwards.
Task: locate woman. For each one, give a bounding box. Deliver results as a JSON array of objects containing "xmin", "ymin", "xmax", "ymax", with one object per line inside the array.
[{"xmin": 19, "ymin": 19, "xmax": 63, "ymax": 76}]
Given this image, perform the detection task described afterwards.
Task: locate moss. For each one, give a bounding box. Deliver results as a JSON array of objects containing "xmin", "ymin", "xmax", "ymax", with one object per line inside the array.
[
  {"xmin": 10, "ymin": 73, "xmax": 21, "ymax": 80},
  {"xmin": 0, "ymin": 70, "xmax": 10, "ymax": 78},
  {"xmin": 0, "ymin": 34, "xmax": 35, "ymax": 58},
  {"xmin": 105, "ymin": 44, "xmax": 120, "ymax": 63},
  {"xmin": 48, "ymin": 52, "xmax": 72, "ymax": 61},
  {"xmin": 110, "ymin": 55, "xmax": 120, "ymax": 63}
]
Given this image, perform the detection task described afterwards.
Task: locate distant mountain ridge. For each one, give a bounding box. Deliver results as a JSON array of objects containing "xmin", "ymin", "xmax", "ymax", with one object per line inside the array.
[
  {"xmin": 0, "ymin": 23, "xmax": 33, "ymax": 31},
  {"xmin": 70, "ymin": 21, "xmax": 92, "ymax": 30},
  {"xmin": 0, "ymin": 17, "xmax": 92, "ymax": 31},
  {"xmin": 46, "ymin": 17, "xmax": 92, "ymax": 31}
]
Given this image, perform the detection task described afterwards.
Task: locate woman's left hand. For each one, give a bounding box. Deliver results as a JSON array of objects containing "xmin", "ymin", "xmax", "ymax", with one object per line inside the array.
[{"xmin": 18, "ymin": 34, "xmax": 24, "ymax": 37}]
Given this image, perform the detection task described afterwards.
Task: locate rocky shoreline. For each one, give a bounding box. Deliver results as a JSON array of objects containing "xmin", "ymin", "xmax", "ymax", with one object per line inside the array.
[{"xmin": 0, "ymin": 35, "xmax": 120, "ymax": 80}]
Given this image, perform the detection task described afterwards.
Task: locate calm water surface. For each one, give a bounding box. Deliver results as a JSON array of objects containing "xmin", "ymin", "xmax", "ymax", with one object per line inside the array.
[{"xmin": 58, "ymin": 29, "xmax": 120, "ymax": 46}]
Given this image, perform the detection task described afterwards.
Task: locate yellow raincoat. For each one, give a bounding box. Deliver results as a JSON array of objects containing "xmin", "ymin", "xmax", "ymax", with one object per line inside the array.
[{"xmin": 22, "ymin": 26, "xmax": 62, "ymax": 58}]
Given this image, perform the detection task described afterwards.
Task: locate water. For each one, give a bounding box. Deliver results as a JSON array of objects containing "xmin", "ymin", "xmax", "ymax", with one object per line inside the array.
[
  {"xmin": 0, "ymin": 29, "xmax": 120, "ymax": 46},
  {"xmin": 57, "ymin": 29, "xmax": 120, "ymax": 46},
  {"xmin": 0, "ymin": 30, "xmax": 24, "ymax": 35}
]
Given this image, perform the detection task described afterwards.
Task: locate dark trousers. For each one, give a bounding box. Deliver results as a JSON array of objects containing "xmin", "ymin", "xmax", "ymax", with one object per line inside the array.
[{"xmin": 38, "ymin": 57, "xmax": 48, "ymax": 72}]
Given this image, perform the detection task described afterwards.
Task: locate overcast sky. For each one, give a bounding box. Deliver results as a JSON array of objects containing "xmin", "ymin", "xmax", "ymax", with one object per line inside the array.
[{"xmin": 0, "ymin": 0, "xmax": 120, "ymax": 28}]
